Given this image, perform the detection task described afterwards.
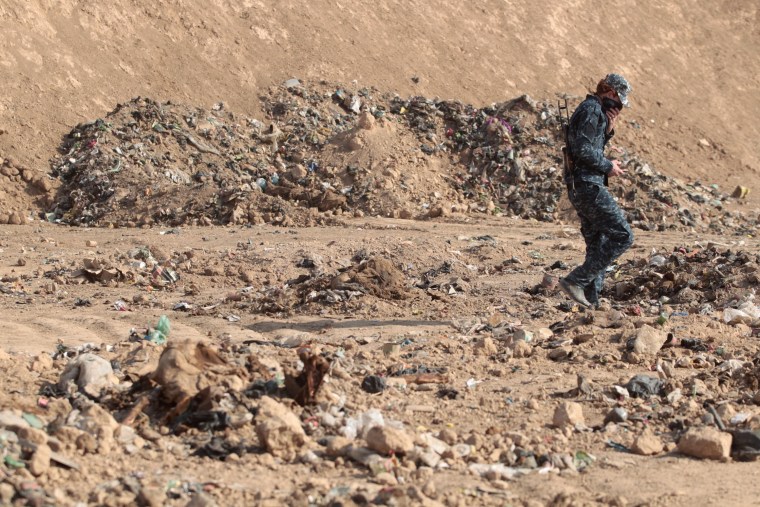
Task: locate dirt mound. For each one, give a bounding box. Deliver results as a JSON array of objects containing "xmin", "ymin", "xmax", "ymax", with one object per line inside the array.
[{"xmin": 0, "ymin": 151, "xmax": 55, "ymax": 225}]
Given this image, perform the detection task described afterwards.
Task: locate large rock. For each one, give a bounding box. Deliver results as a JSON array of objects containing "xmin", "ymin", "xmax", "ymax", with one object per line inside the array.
[
  {"xmin": 58, "ymin": 353, "xmax": 118, "ymax": 398},
  {"xmin": 474, "ymin": 337, "xmax": 498, "ymax": 356},
  {"xmin": 632, "ymin": 428, "xmax": 664, "ymax": 455},
  {"xmin": 365, "ymin": 425, "xmax": 414, "ymax": 455},
  {"xmin": 29, "ymin": 353, "xmax": 54, "ymax": 373},
  {"xmin": 255, "ymin": 396, "xmax": 308, "ymax": 461},
  {"xmin": 632, "ymin": 325, "xmax": 666, "ymax": 356},
  {"xmin": 16, "ymin": 426, "xmax": 48, "ymax": 446},
  {"xmin": 28, "ymin": 443, "xmax": 51, "ymax": 476},
  {"xmin": 677, "ymin": 426, "xmax": 732, "ymax": 460},
  {"xmin": 552, "ymin": 402, "xmax": 585, "ymax": 428},
  {"xmin": 186, "ymin": 493, "xmax": 217, "ymax": 507},
  {"xmin": 151, "ymin": 339, "xmax": 227, "ymax": 404},
  {"xmin": 324, "ymin": 436, "xmax": 352, "ymax": 457},
  {"xmin": 74, "ymin": 403, "xmax": 119, "ymax": 454},
  {"xmin": 512, "ymin": 340, "xmax": 533, "ymax": 358}
]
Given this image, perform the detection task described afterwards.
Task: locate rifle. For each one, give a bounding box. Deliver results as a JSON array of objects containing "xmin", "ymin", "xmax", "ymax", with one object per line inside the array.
[{"xmin": 557, "ymin": 98, "xmax": 574, "ymax": 190}]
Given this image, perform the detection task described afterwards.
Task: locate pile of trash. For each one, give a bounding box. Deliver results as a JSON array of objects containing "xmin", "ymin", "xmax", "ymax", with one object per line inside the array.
[
  {"xmin": 47, "ymin": 81, "xmax": 759, "ymax": 234},
  {"xmin": 42, "ymin": 245, "xmax": 183, "ymax": 293},
  {"xmin": 228, "ymin": 253, "xmax": 413, "ymax": 316},
  {"xmin": 607, "ymin": 245, "xmax": 760, "ymax": 311}
]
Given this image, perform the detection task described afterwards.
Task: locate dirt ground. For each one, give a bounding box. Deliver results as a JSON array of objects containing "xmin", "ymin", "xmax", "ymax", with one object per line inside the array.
[
  {"xmin": 3, "ymin": 217, "xmax": 760, "ymax": 506},
  {"xmin": 1, "ymin": 1, "xmax": 760, "ymax": 506}
]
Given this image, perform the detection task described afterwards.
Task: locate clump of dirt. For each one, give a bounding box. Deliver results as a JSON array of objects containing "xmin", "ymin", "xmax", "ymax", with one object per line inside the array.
[
  {"xmin": 46, "ymin": 83, "xmax": 759, "ymax": 234},
  {"xmin": 0, "ymin": 152, "xmax": 56, "ymax": 225}
]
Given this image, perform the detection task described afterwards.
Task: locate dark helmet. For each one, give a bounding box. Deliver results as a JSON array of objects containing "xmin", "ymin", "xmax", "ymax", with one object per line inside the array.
[{"xmin": 604, "ymin": 73, "xmax": 632, "ymax": 107}]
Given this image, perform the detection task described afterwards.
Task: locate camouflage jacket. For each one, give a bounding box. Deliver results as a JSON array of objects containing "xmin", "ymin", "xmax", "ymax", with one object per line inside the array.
[{"xmin": 566, "ymin": 94, "xmax": 614, "ymax": 186}]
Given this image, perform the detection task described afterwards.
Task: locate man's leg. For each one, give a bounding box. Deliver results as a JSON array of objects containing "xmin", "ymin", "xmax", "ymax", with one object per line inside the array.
[
  {"xmin": 585, "ymin": 270, "xmax": 605, "ymax": 308},
  {"xmin": 565, "ymin": 184, "xmax": 633, "ymax": 300},
  {"xmin": 577, "ymin": 215, "xmax": 604, "ymax": 306}
]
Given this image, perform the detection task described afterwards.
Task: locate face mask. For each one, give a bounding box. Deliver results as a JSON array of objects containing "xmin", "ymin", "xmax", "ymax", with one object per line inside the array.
[{"xmin": 602, "ymin": 97, "xmax": 623, "ymax": 112}]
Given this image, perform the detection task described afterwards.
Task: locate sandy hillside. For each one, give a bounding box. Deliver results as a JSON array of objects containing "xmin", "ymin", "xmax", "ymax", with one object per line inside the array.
[{"xmin": 0, "ymin": 0, "xmax": 759, "ymax": 194}]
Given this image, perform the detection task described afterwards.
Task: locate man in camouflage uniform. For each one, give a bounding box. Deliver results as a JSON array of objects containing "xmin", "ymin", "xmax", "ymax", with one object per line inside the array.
[{"xmin": 559, "ymin": 73, "xmax": 634, "ymax": 309}]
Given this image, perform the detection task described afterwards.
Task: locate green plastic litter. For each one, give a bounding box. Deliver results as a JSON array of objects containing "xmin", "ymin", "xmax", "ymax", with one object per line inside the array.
[
  {"xmin": 574, "ymin": 450, "xmax": 595, "ymax": 468},
  {"xmin": 4, "ymin": 455, "xmax": 25, "ymax": 469},
  {"xmin": 22, "ymin": 413, "xmax": 43, "ymax": 429},
  {"xmin": 147, "ymin": 315, "xmax": 171, "ymax": 344}
]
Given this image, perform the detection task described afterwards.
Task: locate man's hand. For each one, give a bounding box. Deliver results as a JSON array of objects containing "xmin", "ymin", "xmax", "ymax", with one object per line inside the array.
[
  {"xmin": 609, "ymin": 159, "xmax": 626, "ymax": 178},
  {"xmin": 605, "ymin": 107, "xmax": 620, "ymax": 133}
]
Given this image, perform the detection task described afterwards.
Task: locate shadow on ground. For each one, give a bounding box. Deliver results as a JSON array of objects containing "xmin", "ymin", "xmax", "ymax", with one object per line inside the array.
[{"xmin": 248, "ymin": 319, "xmax": 452, "ymax": 333}]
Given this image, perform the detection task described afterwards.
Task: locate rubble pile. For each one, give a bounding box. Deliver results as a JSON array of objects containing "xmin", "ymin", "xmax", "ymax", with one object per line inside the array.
[
  {"xmin": 608, "ymin": 245, "xmax": 760, "ymax": 310},
  {"xmin": 47, "ymin": 82, "xmax": 759, "ymax": 234}
]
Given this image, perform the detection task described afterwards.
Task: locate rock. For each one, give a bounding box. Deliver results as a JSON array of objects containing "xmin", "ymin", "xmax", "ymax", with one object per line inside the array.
[
  {"xmin": 428, "ymin": 205, "xmax": 446, "ymax": 218},
  {"xmin": 604, "ymin": 407, "xmax": 628, "ymax": 424},
  {"xmin": 361, "ymin": 375, "xmax": 386, "ymax": 394},
  {"xmin": 16, "ymin": 426, "xmax": 48, "ymax": 446},
  {"xmin": 357, "ymin": 111, "xmax": 375, "ymax": 130},
  {"xmin": 29, "ymin": 354, "xmax": 53, "ymax": 373},
  {"xmin": 86, "ymin": 240, "xmax": 98, "ymax": 247},
  {"xmin": 255, "ymin": 396, "xmax": 308, "ymax": 461},
  {"xmin": 186, "ymin": 493, "xmax": 217, "ymax": 507},
  {"xmin": 548, "ymin": 348, "xmax": 570, "ymax": 361},
  {"xmin": 474, "ymin": 337, "xmax": 498, "ymax": 356},
  {"xmin": 374, "ymin": 472, "xmax": 398, "ymax": 486},
  {"xmin": 136, "ymin": 487, "xmax": 165, "ymax": 507},
  {"xmin": 686, "ymin": 378, "xmax": 710, "ymax": 396},
  {"xmin": 437, "ymin": 428, "xmax": 458, "ymax": 446},
  {"xmin": 365, "ymin": 425, "xmax": 414, "ymax": 455},
  {"xmin": 414, "ymin": 449, "xmax": 442, "ymax": 468},
  {"xmin": 58, "ymin": 353, "xmax": 118, "ymax": 398},
  {"xmin": 505, "ymin": 431, "xmax": 528, "ymax": 446},
  {"xmin": 75, "ymin": 403, "xmax": 119, "ymax": 454},
  {"xmin": 632, "ymin": 428, "xmax": 663, "ymax": 455},
  {"xmin": 632, "ymin": 325, "xmax": 666, "ymax": 356},
  {"xmin": 464, "ymin": 433, "xmax": 483, "ymax": 449},
  {"xmin": 0, "ymin": 348, "xmax": 10, "ymax": 361},
  {"xmin": 115, "ymin": 425, "xmax": 137, "ymax": 446},
  {"xmin": 417, "ymin": 433, "xmax": 448, "ymax": 455},
  {"xmin": 716, "ymin": 403, "xmax": 736, "ymax": 421},
  {"xmin": 553, "ymin": 402, "xmax": 585, "ymax": 428},
  {"xmin": 29, "ymin": 444, "xmax": 52, "ymax": 476},
  {"xmin": 0, "ymin": 482, "xmax": 15, "ymax": 504},
  {"xmin": 8, "ymin": 212, "xmax": 25, "ymax": 225},
  {"xmin": 325, "ymin": 436, "xmax": 352, "ymax": 457},
  {"xmin": 512, "ymin": 340, "xmax": 533, "ymax": 358},
  {"xmin": 75, "ymin": 432, "xmax": 98, "ymax": 454},
  {"xmin": 448, "ymin": 444, "xmax": 472, "ymax": 459},
  {"xmin": 513, "ymin": 329, "xmax": 533, "ymax": 343},
  {"xmin": 677, "ymin": 426, "xmax": 732, "ymax": 460},
  {"xmin": 288, "ymin": 164, "xmax": 308, "ymax": 180}
]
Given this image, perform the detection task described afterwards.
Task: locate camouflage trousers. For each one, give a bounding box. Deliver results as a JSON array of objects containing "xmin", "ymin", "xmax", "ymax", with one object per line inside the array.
[{"xmin": 565, "ymin": 181, "xmax": 634, "ymax": 305}]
